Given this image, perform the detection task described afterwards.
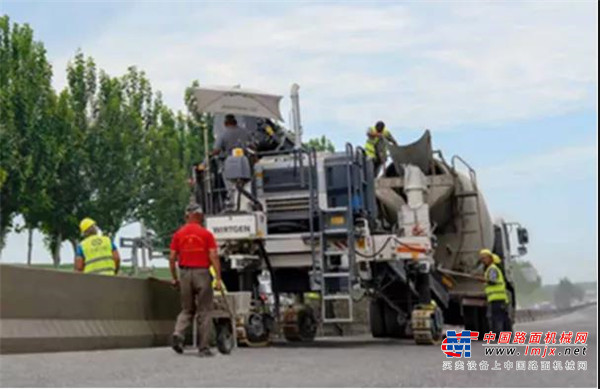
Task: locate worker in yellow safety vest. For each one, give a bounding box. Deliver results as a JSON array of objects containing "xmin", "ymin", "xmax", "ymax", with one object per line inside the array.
[
  {"xmin": 365, "ymin": 121, "xmax": 397, "ymax": 175},
  {"xmin": 478, "ymin": 249, "xmax": 510, "ymax": 335},
  {"xmin": 75, "ymin": 218, "xmax": 120, "ymax": 275}
]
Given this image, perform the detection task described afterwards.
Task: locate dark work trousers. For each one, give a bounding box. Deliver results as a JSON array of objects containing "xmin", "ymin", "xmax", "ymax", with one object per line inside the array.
[
  {"xmin": 173, "ymin": 268, "xmax": 213, "ymax": 350},
  {"xmin": 488, "ymin": 300, "xmax": 510, "ymax": 335}
]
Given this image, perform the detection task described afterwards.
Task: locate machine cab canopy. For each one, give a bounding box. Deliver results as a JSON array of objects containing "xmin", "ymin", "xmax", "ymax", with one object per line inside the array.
[{"xmin": 191, "ymin": 86, "xmax": 284, "ymax": 121}]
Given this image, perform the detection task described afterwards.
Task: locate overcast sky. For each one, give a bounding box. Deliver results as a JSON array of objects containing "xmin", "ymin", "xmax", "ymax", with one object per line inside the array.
[{"xmin": 1, "ymin": 1, "xmax": 597, "ymax": 284}]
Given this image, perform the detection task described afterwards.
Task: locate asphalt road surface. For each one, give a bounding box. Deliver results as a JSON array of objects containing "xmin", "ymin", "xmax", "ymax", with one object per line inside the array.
[{"xmin": 0, "ymin": 305, "xmax": 596, "ymax": 387}]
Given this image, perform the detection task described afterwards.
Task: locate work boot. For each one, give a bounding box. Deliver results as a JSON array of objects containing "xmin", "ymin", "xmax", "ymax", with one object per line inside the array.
[
  {"xmin": 171, "ymin": 334, "xmax": 184, "ymax": 354},
  {"xmin": 198, "ymin": 348, "xmax": 214, "ymax": 357}
]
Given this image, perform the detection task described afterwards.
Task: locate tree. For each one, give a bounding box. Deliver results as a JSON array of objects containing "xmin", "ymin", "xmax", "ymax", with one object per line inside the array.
[
  {"xmin": 305, "ymin": 135, "xmax": 335, "ymax": 152},
  {"xmin": 34, "ymin": 52, "xmax": 98, "ymax": 265},
  {"xmin": 0, "ymin": 16, "xmax": 55, "ymax": 260},
  {"xmin": 0, "ymin": 20, "xmax": 218, "ymax": 266},
  {"xmin": 39, "ymin": 89, "xmax": 82, "ymax": 265},
  {"xmin": 554, "ymin": 278, "xmax": 584, "ymax": 309},
  {"xmin": 137, "ymin": 80, "xmax": 211, "ymax": 247},
  {"xmin": 39, "ymin": 54, "xmax": 159, "ymax": 264},
  {"xmin": 510, "ymin": 260, "xmax": 542, "ymax": 296},
  {"xmin": 137, "ymin": 107, "xmax": 190, "ymax": 246}
]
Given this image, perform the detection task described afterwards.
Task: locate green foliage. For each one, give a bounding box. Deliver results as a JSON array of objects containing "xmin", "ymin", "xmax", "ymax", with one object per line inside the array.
[
  {"xmin": 509, "ymin": 260, "xmax": 544, "ymax": 308},
  {"xmin": 0, "ymin": 15, "xmax": 55, "ymax": 249},
  {"xmin": 553, "ymin": 277, "xmax": 585, "ymax": 309},
  {"xmin": 305, "ymin": 135, "xmax": 335, "ymax": 152},
  {"xmin": 510, "ymin": 260, "xmax": 542, "ymax": 295},
  {"xmin": 137, "ymin": 80, "xmax": 211, "ymax": 245},
  {"xmin": 0, "ymin": 17, "xmax": 210, "ymax": 263}
]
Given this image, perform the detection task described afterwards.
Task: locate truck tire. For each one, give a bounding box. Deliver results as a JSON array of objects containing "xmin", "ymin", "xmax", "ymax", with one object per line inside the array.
[
  {"xmin": 216, "ymin": 320, "xmax": 234, "ymax": 355},
  {"xmin": 463, "ymin": 305, "xmax": 487, "ymax": 340},
  {"xmin": 384, "ymin": 304, "xmax": 408, "ymax": 338},
  {"xmin": 369, "ymin": 299, "xmax": 387, "ymax": 338},
  {"xmin": 477, "ymin": 307, "xmax": 490, "ymax": 339},
  {"xmin": 283, "ymin": 306, "xmax": 317, "ymax": 342},
  {"xmin": 505, "ymin": 289, "xmax": 515, "ymax": 332},
  {"xmin": 246, "ymin": 313, "xmax": 270, "ymax": 344}
]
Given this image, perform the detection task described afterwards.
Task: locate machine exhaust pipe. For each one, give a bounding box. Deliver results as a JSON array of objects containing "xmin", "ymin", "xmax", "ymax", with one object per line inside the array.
[{"xmin": 290, "ymin": 83, "xmax": 302, "ymax": 148}]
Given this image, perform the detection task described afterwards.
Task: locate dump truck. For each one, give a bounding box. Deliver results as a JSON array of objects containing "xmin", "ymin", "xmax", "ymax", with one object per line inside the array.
[{"xmin": 190, "ymin": 84, "xmax": 529, "ymax": 345}]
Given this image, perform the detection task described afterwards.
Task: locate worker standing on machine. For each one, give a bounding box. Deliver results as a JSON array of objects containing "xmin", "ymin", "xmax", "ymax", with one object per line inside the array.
[
  {"xmin": 212, "ymin": 114, "xmax": 252, "ymax": 156},
  {"xmin": 170, "ymin": 204, "xmax": 223, "ymax": 357},
  {"xmin": 74, "ymin": 218, "xmax": 120, "ymax": 275},
  {"xmin": 211, "ymin": 114, "xmax": 254, "ymax": 208},
  {"xmin": 365, "ymin": 121, "xmax": 397, "ymax": 175},
  {"xmin": 478, "ymin": 249, "xmax": 510, "ymax": 336}
]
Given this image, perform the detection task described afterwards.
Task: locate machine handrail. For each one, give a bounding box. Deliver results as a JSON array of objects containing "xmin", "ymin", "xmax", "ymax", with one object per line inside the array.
[
  {"xmin": 308, "ymin": 147, "xmax": 317, "ymax": 277},
  {"xmin": 451, "ymin": 154, "xmax": 485, "ymax": 248},
  {"xmin": 451, "ymin": 155, "xmax": 477, "ymax": 186},
  {"xmin": 355, "ymin": 146, "xmax": 368, "ymax": 212},
  {"xmin": 344, "ymin": 142, "xmax": 357, "ymax": 283},
  {"xmin": 255, "ymin": 146, "xmax": 310, "ymax": 158}
]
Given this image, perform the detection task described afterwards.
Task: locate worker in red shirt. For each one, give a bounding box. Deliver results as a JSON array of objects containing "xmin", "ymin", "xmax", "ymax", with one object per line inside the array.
[{"xmin": 169, "ymin": 204, "xmax": 222, "ymax": 357}]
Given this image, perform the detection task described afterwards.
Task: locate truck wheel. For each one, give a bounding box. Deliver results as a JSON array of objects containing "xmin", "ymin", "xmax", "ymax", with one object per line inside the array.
[
  {"xmin": 463, "ymin": 306, "xmax": 483, "ymax": 340},
  {"xmin": 216, "ymin": 321, "xmax": 234, "ymax": 354},
  {"xmin": 283, "ymin": 306, "xmax": 317, "ymax": 342},
  {"xmin": 384, "ymin": 304, "xmax": 408, "ymax": 338},
  {"xmin": 477, "ymin": 307, "xmax": 490, "ymax": 339},
  {"xmin": 369, "ymin": 299, "xmax": 387, "ymax": 338},
  {"xmin": 296, "ymin": 307, "xmax": 317, "ymax": 342},
  {"xmin": 505, "ymin": 290, "xmax": 515, "ymax": 332},
  {"xmin": 246, "ymin": 313, "xmax": 270, "ymax": 344}
]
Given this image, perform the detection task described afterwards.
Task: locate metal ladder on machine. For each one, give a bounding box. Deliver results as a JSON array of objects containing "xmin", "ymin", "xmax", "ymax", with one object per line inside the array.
[
  {"xmin": 316, "ymin": 143, "xmax": 360, "ymax": 325},
  {"xmin": 451, "ymin": 155, "xmax": 486, "ymax": 256}
]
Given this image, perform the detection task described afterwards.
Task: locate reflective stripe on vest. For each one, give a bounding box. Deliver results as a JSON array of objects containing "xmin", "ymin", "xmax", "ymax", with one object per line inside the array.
[
  {"xmin": 484, "ymin": 263, "xmax": 508, "ymax": 303},
  {"xmin": 81, "ymin": 235, "xmax": 115, "ymax": 276},
  {"xmin": 365, "ymin": 127, "xmax": 390, "ymax": 158}
]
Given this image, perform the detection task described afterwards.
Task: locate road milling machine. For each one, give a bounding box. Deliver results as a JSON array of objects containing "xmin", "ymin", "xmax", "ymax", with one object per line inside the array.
[{"xmin": 190, "ymin": 84, "xmax": 529, "ymax": 345}]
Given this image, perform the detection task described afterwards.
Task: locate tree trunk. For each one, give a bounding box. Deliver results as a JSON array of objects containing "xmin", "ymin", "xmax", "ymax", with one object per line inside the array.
[
  {"xmin": 69, "ymin": 239, "xmax": 78, "ymax": 271},
  {"xmin": 0, "ymin": 230, "xmax": 6, "ymax": 260},
  {"xmin": 69, "ymin": 239, "xmax": 77, "ymax": 253},
  {"xmin": 52, "ymin": 233, "xmax": 62, "ymax": 267},
  {"xmin": 27, "ymin": 228, "xmax": 33, "ymax": 266}
]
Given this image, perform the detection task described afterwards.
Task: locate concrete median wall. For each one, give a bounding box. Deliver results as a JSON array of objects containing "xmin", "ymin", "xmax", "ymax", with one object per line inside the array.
[{"xmin": 0, "ymin": 265, "xmax": 180, "ymax": 354}]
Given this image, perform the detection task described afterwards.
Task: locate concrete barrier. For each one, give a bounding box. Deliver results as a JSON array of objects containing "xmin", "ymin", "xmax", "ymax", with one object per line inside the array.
[
  {"xmin": 2, "ymin": 264, "xmax": 594, "ymax": 353},
  {"xmin": 514, "ymin": 301, "xmax": 597, "ymax": 323},
  {"xmin": 0, "ymin": 265, "xmax": 180, "ymax": 354}
]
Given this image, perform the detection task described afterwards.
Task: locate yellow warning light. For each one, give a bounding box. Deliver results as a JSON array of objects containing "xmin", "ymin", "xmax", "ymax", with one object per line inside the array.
[
  {"xmin": 441, "ymin": 275, "xmax": 455, "ymax": 289},
  {"xmin": 330, "ymin": 216, "xmax": 345, "ymax": 226},
  {"xmin": 357, "ymin": 238, "xmax": 366, "ymax": 249},
  {"xmin": 232, "ymin": 148, "xmax": 244, "ymax": 157}
]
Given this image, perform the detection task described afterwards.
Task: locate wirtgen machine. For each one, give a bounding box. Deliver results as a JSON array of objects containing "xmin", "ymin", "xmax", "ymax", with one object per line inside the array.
[{"xmin": 191, "ymin": 84, "xmax": 529, "ymax": 345}]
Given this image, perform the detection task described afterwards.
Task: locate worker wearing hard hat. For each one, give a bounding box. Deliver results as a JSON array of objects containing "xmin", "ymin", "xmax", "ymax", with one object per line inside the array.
[
  {"xmin": 478, "ymin": 249, "xmax": 510, "ymax": 336},
  {"xmin": 365, "ymin": 121, "xmax": 397, "ymax": 175},
  {"xmin": 74, "ymin": 218, "xmax": 120, "ymax": 275},
  {"xmin": 170, "ymin": 204, "xmax": 222, "ymax": 357},
  {"xmin": 212, "ymin": 114, "xmax": 252, "ymax": 156}
]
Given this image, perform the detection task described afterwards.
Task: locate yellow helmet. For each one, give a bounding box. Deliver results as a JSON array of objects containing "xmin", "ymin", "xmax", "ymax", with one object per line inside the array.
[
  {"xmin": 492, "ymin": 254, "xmax": 502, "ymax": 264},
  {"xmin": 79, "ymin": 218, "xmax": 96, "ymax": 235},
  {"xmin": 479, "ymin": 248, "xmax": 493, "ymax": 259}
]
